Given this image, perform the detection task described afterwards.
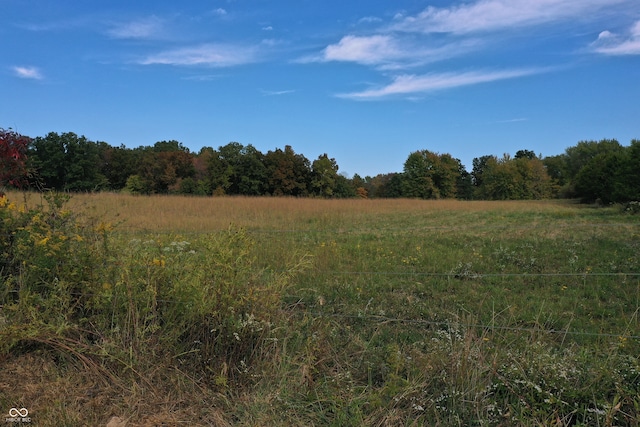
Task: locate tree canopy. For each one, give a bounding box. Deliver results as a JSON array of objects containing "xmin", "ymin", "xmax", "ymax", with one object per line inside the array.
[
  {"xmin": 0, "ymin": 128, "xmax": 30, "ymax": 190},
  {"xmin": 1, "ymin": 128, "xmax": 636, "ymax": 203}
]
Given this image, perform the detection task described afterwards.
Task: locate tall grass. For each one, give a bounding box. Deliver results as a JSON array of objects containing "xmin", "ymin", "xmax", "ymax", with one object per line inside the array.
[{"xmin": 1, "ymin": 191, "xmax": 639, "ymax": 426}]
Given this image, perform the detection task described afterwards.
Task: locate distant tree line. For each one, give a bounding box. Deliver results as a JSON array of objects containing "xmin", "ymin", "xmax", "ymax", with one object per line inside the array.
[{"xmin": 1, "ymin": 129, "xmax": 638, "ymax": 202}]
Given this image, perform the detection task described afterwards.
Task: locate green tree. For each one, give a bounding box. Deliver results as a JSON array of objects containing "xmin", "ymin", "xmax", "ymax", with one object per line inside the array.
[
  {"xmin": 564, "ymin": 139, "xmax": 623, "ymax": 181},
  {"xmin": 456, "ymin": 165, "xmax": 474, "ymax": 200},
  {"xmin": 334, "ymin": 174, "xmax": 358, "ymax": 198},
  {"xmin": 264, "ymin": 145, "xmax": 311, "ymax": 196},
  {"xmin": 206, "ymin": 142, "xmax": 267, "ymax": 195},
  {"xmin": 125, "ymin": 174, "xmax": 148, "ymax": 194},
  {"xmin": 29, "ymin": 132, "xmax": 68, "ymax": 190},
  {"xmin": 434, "ymin": 153, "xmax": 462, "ymax": 198},
  {"xmin": 237, "ymin": 144, "xmax": 268, "ymax": 195},
  {"xmin": 514, "ymin": 149, "xmax": 537, "ymax": 160},
  {"xmin": 477, "ymin": 156, "xmax": 516, "ymax": 200},
  {"xmin": 513, "ymin": 156, "xmax": 553, "ymax": 199},
  {"xmin": 29, "ymin": 132, "xmax": 107, "ymax": 191},
  {"xmin": 574, "ymin": 152, "xmax": 627, "ymax": 204},
  {"xmin": 402, "ymin": 151, "xmax": 438, "ymax": 198},
  {"xmin": 401, "ymin": 150, "xmax": 462, "ymax": 199},
  {"xmin": 542, "ymin": 154, "xmax": 568, "ymax": 189},
  {"xmin": 471, "ymin": 155, "xmax": 495, "ymax": 189},
  {"xmin": 99, "ymin": 144, "xmax": 140, "ymax": 190},
  {"xmin": 64, "ymin": 134, "xmax": 107, "ymax": 191},
  {"xmin": 191, "ymin": 147, "xmax": 214, "ymax": 195},
  {"xmin": 207, "ymin": 148, "xmax": 233, "ymax": 195},
  {"xmin": 626, "ymin": 140, "xmax": 640, "ymax": 201},
  {"xmin": 574, "ymin": 141, "xmax": 640, "ymax": 204},
  {"xmin": 477, "ymin": 155, "xmax": 553, "ymax": 200},
  {"xmin": 136, "ymin": 141, "xmax": 194, "ymax": 193},
  {"xmin": 350, "ymin": 173, "xmax": 368, "ymax": 198},
  {"xmin": 311, "ymin": 154, "xmax": 339, "ymax": 197},
  {"xmin": 366, "ymin": 173, "xmax": 403, "ymax": 198}
]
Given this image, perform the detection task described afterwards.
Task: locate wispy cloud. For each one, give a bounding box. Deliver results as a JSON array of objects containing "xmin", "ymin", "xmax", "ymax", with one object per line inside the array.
[
  {"xmin": 138, "ymin": 43, "xmax": 258, "ymax": 67},
  {"xmin": 357, "ymin": 16, "xmax": 383, "ymax": 25},
  {"xmin": 337, "ymin": 68, "xmax": 543, "ymax": 100},
  {"xmin": 303, "ymin": 0, "xmax": 629, "ymax": 101},
  {"xmin": 391, "ymin": 0, "xmax": 628, "ymax": 34},
  {"xmin": 12, "ymin": 66, "xmax": 43, "ymax": 80},
  {"xmin": 107, "ymin": 16, "xmax": 164, "ymax": 39},
  {"xmin": 302, "ymin": 34, "xmax": 479, "ymax": 69},
  {"xmin": 591, "ymin": 20, "xmax": 640, "ymax": 55},
  {"xmin": 495, "ymin": 117, "xmax": 528, "ymax": 124},
  {"xmin": 260, "ymin": 89, "xmax": 295, "ymax": 96},
  {"xmin": 182, "ymin": 74, "xmax": 222, "ymax": 82},
  {"xmin": 212, "ymin": 8, "xmax": 227, "ymax": 17},
  {"xmin": 322, "ymin": 35, "xmax": 403, "ymax": 65}
]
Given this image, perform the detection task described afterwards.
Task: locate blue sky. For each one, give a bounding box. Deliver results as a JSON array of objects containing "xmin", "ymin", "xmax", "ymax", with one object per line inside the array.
[{"xmin": 2, "ymin": 0, "xmax": 639, "ymax": 177}]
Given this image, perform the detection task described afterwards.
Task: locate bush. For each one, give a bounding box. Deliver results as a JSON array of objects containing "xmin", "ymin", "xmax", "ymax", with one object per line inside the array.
[
  {"xmin": 0, "ymin": 192, "xmax": 310, "ymax": 389},
  {"xmin": 623, "ymin": 201, "xmax": 640, "ymax": 215}
]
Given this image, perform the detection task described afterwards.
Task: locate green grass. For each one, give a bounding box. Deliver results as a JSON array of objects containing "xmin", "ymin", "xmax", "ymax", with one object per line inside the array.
[
  {"xmin": 244, "ymin": 200, "xmax": 640, "ymax": 425},
  {"xmin": 1, "ymin": 193, "xmax": 640, "ymax": 426}
]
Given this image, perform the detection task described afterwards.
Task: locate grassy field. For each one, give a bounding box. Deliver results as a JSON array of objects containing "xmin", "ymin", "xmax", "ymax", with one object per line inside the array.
[{"xmin": 1, "ymin": 192, "xmax": 639, "ymax": 426}]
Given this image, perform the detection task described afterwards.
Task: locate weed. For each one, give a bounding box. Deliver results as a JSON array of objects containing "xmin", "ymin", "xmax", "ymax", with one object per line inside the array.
[{"xmin": 1, "ymin": 192, "xmax": 639, "ymax": 425}]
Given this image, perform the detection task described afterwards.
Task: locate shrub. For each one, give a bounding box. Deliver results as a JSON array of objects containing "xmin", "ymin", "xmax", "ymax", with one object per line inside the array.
[
  {"xmin": 623, "ymin": 201, "xmax": 640, "ymax": 215},
  {"xmin": 0, "ymin": 192, "xmax": 310, "ymax": 390}
]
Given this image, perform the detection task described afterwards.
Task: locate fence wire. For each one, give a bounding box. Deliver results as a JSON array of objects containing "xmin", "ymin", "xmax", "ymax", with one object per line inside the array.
[{"xmin": 3, "ymin": 220, "xmax": 639, "ymax": 342}]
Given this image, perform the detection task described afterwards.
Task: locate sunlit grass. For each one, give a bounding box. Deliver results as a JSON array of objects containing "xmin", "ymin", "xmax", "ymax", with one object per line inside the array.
[
  {"xmin": 3, "ymin": 190, "xmax": 640, "ymax": 425},
  {"xmin": 6, "ymin": 191, "xmax": 587, "ymax": 231}
]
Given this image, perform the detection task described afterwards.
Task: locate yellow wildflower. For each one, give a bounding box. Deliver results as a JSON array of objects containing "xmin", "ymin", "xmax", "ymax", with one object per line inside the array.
[
  {"xmin": 95, "ymin": 222, "xmax": 113, "ymax": 233},
  {"xmin": 152, "ymin": 258, "xmax": 166, "ymax": 267}
]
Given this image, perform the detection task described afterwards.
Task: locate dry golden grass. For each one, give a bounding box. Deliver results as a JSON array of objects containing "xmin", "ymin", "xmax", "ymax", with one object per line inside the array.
[
  {"xmin": 7, "ymin": 191, "xmax": 582, "ymax": 233},
  {"xmin": 0, "ymin": 353, "xmax": 231, "ymax": 426}
]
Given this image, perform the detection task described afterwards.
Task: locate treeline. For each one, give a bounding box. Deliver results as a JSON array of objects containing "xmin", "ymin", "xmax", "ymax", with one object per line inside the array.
[{"xmin": 5, "ymin": 130, "xmax": 640, "ymax": 202}]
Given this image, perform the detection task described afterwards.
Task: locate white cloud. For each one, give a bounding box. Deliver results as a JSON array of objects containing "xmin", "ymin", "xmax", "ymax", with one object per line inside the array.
[
  {"xmin": 305, "ymin": 0, "xmax": 633, "ymax": 101},
  {"xmin": 591, "ymin": 20, "xmax": 640, "ymax": 55},
  {"xmin": 213, "ymin": 8, "xmax": 227, "ymax": 16},
  {"xmin": 337, "ymin": 68, "xmax": 542, "ymax": 100},
  {"xmin": 495, "ymin": 117, "xmax": 528, "ymax": 123},
  {"xmin": 12, "ymin": 66, "xmax": 43, "ymax": 80},
  {"xmin": 261, "ymin": 89, "xmax": 295, "ymax": 96},
  {"xmin": 392, "ymin": 0, "xmax": 628, "ymax": 34},
  {"xmin": 323, "ymin": 35, "xmax": 401, "ymax": 65},
  {"xmin": 306, "ymin": 34, "xmax": 479, "ymax": 69},
  {"xmin": 107, "ymin": 16, "xmax": 164, "ymax": 39},
  {"xmin": 139, "ymin": 43, "xmax": 258, "ymax": 67},
  {"xmin": 358, "ymin": 16, "xmax": 383, "ymax": 25},
  {"xmin": 182, "ymin": 74, "xmax": 222, "ymax": 82}
]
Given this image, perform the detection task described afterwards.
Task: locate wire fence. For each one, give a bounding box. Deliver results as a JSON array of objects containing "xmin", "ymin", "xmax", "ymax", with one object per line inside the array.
[
  {"xmin": 104, "ymin": 220, "xmax": 639, "ymax": 235},
  {"xmin": 3, "ymin": 220, "xmax": 640, "ymax": 343},
  {"xmin": 5, "ymin": 269, "xmax": 639, "ymax": 341},
  {"xmin": 301, "ymin": 311, "xmax": 640, "ymax": 340}
]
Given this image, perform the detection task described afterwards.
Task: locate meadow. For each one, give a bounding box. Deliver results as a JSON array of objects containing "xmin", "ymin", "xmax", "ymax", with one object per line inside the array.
[{"xmin": 1, "ymin": 192, "xmax": 639, "ymax": 426}]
